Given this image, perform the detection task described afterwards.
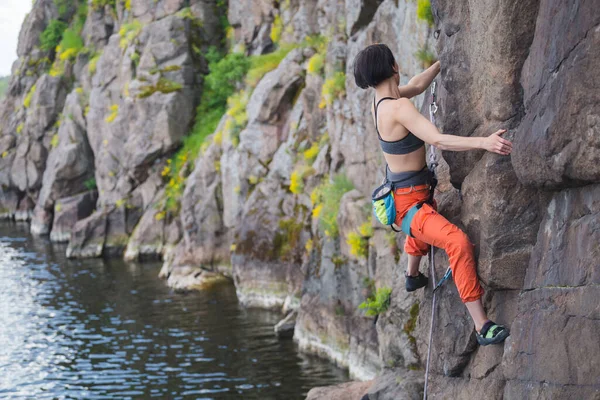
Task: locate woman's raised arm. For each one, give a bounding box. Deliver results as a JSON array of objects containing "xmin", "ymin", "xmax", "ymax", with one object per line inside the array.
[{"xmin": 393, "ymin": 98, "xmax": 512, "ymax": 155}]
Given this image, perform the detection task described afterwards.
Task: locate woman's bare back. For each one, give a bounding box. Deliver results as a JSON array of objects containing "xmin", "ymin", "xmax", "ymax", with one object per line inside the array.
[{"xmin": 372, "ymin": 99, "xmax": 428, "ymax": 173}]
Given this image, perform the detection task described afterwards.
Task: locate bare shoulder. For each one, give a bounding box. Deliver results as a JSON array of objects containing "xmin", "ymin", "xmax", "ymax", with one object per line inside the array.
[
  {"xmin": 393, "ymin": 97, "xmax": 417, "ymax": 110},
  {"xmin": 390, "ymin": 97, "xmax": 418, "ymax": 122}
]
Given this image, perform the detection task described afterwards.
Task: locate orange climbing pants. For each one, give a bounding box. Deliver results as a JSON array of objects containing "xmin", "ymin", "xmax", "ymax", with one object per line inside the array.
[{"xmin": 393, "ymin": 184, "xmax": 483, "ymax": 303}]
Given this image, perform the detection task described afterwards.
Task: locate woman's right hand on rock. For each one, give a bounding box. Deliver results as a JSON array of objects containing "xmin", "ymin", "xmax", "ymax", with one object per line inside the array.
[{"xmin": 483, "ymin": 129, "xmax": 512, "ymax": 156}]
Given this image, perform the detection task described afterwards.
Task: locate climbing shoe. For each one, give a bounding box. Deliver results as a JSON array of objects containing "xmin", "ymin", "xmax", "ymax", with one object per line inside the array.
[
  {"xmin": 405, "ymin": 272, "xmax": 428, "ymax": 292},
  {"xmin": 476, "ymin": 320, "xmax": 510, "ymax": 346}
]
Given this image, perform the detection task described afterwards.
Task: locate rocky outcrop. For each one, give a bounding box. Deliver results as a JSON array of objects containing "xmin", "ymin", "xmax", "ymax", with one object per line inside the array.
[
  {"xmin": 31, "ymin": 89, "xmax": 95, "ymax": 236},
  {"xmin": 62, "ymin": 3, "xmax": 217, "ymax": 258},
  {"xmin": 50, "ymin": 190, "xmax": 98, "ymax": 242}
]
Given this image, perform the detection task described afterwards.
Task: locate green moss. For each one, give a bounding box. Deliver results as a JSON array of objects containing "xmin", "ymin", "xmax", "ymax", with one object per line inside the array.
[
  {"xmin": 359, "ymin": 287, "xmax": 392, "ymax": 317},
  {"xmin": 23, "ymin": 84, "xmax": 37, "ymax": 108},
  {"xmin": 50, "ymin": 133, "xmax": 59, "ymax": 148},
  {"xmin": 332, "ymin": 254, "xmax": 347, "ymax": 269},
  {"xmin": 16, "ymin": 123, "xmax": 24, "ymax": 134},
  {"xmin": 270, "ymin": 14, "xmax": 283, "ymax": 44},
  {"xmin": 224, "ymin": 89, "xmax": 250, "ymax": 145},
  {"xmin": 137, "ymin": 78, "xmax": 183, "ymax": 98},
  {"xmin": 272, "ymin": 218, "xmax": 305, "ymax": 260},
  {"xmin": 105, "ymin": 234, "xmax": 130, "ymax": 247},
  {"xmin": 176, "ymin": 7, "xmax": 195, "ymax": 20},
  {"xmin": 161, "ymin": 65, "xmax": 182, "ymax": 73},
  {"xmin": 105, "ymin": 104, "xmax": 118, "ymax": 123},
  {"xmin": 119, "ymin": 20, "xmax": 142, "ymax": 49},
  {"xmin": 403, "ymin": 302, "xmax": 420, "ymax": 346},
  {"xmin": 246, "ymin": 43, "xmax": 297, "ymax": 87},
  {"xmin": 88, "ymin": 51, "xmax": 102, "ymax": 75},
  {"xmin": 303, "ymin": 35, "xmax": 328, "ymax": 53},
  {"xmin": 311, "ymin": 174, "xmax": 354, "ymax": 237},
  {"xmin": 91, "ymin": 0, "xmax": 116, "ymax": 11},
  {"xmin": 417, "ymin": 0, "xmax": 434, "ymax": 26}
]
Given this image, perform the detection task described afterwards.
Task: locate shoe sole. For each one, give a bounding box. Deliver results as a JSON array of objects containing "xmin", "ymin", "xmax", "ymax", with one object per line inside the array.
[
  {"xmin": 406, "ymin": 282, "xmax": 429, "ymax": 292},
  {"xmin": 477, "ymin": 329, "xmax": 510, "ymax": 346}
]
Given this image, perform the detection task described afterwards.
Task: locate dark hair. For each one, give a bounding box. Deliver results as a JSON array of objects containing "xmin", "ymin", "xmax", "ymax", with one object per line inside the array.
[{"xmin": 353, "ymin": 44, "xmax": 397, "ymax": 89}]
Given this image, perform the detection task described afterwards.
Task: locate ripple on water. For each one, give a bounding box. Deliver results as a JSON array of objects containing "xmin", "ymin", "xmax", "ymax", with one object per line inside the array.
[{"xmin": 0, "ymin": 224, "xmax": 349, "ymax": 399}]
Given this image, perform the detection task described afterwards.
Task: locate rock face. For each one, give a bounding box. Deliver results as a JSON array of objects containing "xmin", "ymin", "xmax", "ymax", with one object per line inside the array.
[{"xmin": 1, "ymin": 0, "xmax": 599, "ymax": 399}]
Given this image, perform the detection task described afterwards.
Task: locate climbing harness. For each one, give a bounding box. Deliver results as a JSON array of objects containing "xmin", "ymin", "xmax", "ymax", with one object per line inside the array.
[{"xmin": 423, "ymin": 80, "xmax": 452, "ymax": 400}]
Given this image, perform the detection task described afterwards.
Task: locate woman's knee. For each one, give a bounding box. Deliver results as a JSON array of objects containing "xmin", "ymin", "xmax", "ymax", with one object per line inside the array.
[
  {"xmin": 446, "ymin": 230, "xmax": 474, "ymax": 255},
  {"xmin": 404, "ymin": 239, "xmax": 429, "ymax": 257}
]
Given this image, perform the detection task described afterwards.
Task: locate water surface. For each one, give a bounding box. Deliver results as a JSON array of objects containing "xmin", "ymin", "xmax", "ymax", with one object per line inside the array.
[{"xmin": 0, "ymin": 222, "xmax": 348, "ymax": 399}]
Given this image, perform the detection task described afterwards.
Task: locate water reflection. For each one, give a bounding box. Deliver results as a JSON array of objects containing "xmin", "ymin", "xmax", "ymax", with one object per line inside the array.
[{"xmin": 0, "ymin": 222, "xmax": 348, "ymax": 399}]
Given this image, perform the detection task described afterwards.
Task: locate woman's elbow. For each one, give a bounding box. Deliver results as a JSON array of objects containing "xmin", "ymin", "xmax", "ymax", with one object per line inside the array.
[{"xmin": 431, "ymin": 138, "xmax": 446, "ymax": 150}]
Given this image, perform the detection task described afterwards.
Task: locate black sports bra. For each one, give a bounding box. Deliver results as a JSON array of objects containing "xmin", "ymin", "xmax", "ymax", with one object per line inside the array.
[{"xmin": 374, "ymin": 97, "xmax": 424, "ymax": 155}]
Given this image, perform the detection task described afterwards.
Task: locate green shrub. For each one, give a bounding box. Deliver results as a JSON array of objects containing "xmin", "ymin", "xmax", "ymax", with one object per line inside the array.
[
  {"xmin": 319, "ymin": 71, "xmax": 346, "ymax": 108},
  {"xmin": 160, "ymin": 49, "xmax": 250, "ymax": 212},
  {"xmin": 347, "ymin": 222, "xmax": 373, "ymax": 258},
  {"xmin": 224, "ymin": 89, "xmax": 250, "ymax": 145},
  {"xmin": 307, "ymin": 53, "xmax": 325, "ymax": 76},
  {"xmin": 417, "ymin": 0, "xmax": 434, "ymax": 26},
  {"xmin": 246, "ymin": 43, "xmax": 297, "ymax": 87},
  {"xmin": 202, "ymin": 49, "xmax": 250, "ymax": 113},
  {"xmin": 311, "ymin": 174, "xmax": 354, "ymax": 237},
  {"xmin": 40, "ymin": 20, "xmax": 68, "ymax": 51},
  {"xmin": 73, "ymin": 1, "xmax": 88, "ymax": 33},
  {"xmin": 91, "ymin": 0, "xmax": 116, "ymax": 10},
  {"xmin": 57, "ymin": 28, "xmax": 84, "ymax": 61},
  {"xmin": 84, "ymin": 177, "xmax": 97, "ymax": 190},
  {"xmin": 289, "ymin": 165, "xmax": 314, "ymax": 195},
  {"xmin": 303, "ymin": 35, "xmax": 328, "ymax": 54},
  {"xmin": 270, "ymin": 15, "xmax": 283, "ymax": 44},
  {"xmin": 119, "ymin": 20, "xmax": 142, "ymax": 49},
  {"xmin": 303, "ymin": 142, "xmax": 320, "ymax": 163},
  {"xmin": 359, "ymin": 287, "xmax": 392, "ymax": 317},
  {"xmin": 53, "ymin": 0, "xmax": 70, "ymax": 18},
  {"xmin": 415, "ymin": 47, "xmax": 437, "ymax": 68}
]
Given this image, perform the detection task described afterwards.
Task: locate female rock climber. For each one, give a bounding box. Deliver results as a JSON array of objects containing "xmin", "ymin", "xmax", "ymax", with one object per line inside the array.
[{"xmin": 353, "ymin": 43, "xmax": 510, "ymax": 345}]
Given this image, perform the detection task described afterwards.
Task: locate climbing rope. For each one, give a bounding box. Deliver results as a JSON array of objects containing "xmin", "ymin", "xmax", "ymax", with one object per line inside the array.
[{"xmin": 423, "ymin": 81, "xmax": 439, "ymax": 400}]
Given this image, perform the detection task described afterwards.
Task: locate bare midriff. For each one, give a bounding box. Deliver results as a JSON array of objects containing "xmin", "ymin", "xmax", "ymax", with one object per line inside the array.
[{"xmin": 383, "ymin": 145, "xmax": 427, "ymax": 174}]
